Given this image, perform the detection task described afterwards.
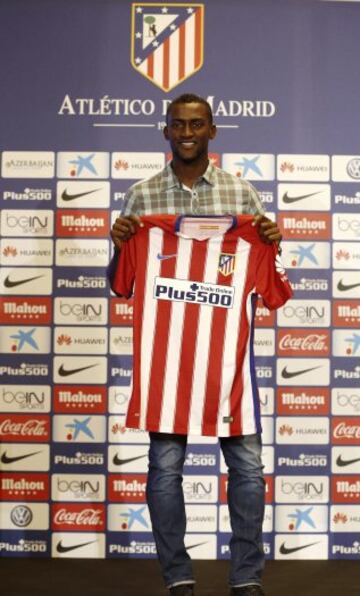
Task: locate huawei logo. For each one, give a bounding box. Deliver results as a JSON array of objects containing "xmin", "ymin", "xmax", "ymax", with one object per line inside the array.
[
  {"xmin": 336, "ymin": 250, "xmax": 350, "ymax": 261},
  {"xmin": 333, "ymin": 512, "xmax": 347, "ymax": 524},
  {"xmin": 279, "ymin": 424, "xmax": 293, "ymax": 436},
  {"xmin": 3, "ymin": 246, "xmax": 17, "ymax": 257},
  {"xmin": 57, "ymin": 334, "xmax": 72, "ymax": 346},
  {"xmin": 111, "ymin": 422, "xmax": 127, "ymax": 435},
  {"xmin": 114, "ymin": 159, "xmax": 129, "ymax": 170},
  {"xmin": 280, "ymin": 161, "xmax": 295, "ymax": 173}
]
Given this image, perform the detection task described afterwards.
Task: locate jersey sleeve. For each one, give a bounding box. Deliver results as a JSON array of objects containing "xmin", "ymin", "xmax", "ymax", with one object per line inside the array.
[
  {"xmin": 108, "ymin": 237, "xmax": 136, "ymax": 298},
  {"xmin": 255, "ymin": 243, "xmax": 293, "ymax": 310}
]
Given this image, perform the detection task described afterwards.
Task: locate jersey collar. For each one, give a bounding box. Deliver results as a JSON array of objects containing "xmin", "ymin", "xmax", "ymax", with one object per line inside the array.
[{"xmin": 174, "ymin": 214, "xmax": 237, "ymax": 238}]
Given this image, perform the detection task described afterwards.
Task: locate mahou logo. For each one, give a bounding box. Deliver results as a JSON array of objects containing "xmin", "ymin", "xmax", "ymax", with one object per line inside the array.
[
  {"xmin": 53, "ymin": 385, "xmax": 107, "ymax": 413},
  {"xmin": 0, "ymin": 414, "xmax": 50, "ymax": 442},
  {"xmin": 52, "ymin": 503, "xmax": 105, "ymax": 531},
  {"xmin": 110, "ymin": 298, "xmax": 134, "ymax": 325},
  {"xmin": 0, "ymin": 473, "xmax": 49, "ymax": 500},
  {"xmin": 56, "ymin": 210, "xmax": 109, "ymax": 238},
  {"xmin": 0, "ymin": 297, "xmax": 52, "ymax": 324},
  {"xmin": 333, "ymin": 300, "xmax": 360, "ymax": 326},
  {"xmin": 277, "ymin": 329, "xmax": 330, "ymax": 357},
  {"xmin": 277, "ymin": 388, "xmax": 329, "ymax": 415},
  {"xmin": 108, "ymin": 474, "xmax": 147, "ymax": 502},
  {"xmin": 332, "ymin": 476, "xmax": 360, "ymax": 503},
  {"xmin": 332, "ymin": 418, "xmax": 360, "ymax": 444},
  {"xmin": 279, "ymin": 212, "xmax": 331, "ymax": 240},
  {"xmin": 220, "ymin": 475, "xmax": 273, "ymax": 504},
  {"xmin": 255, "ymin": 298, "xmax": 275, "ymax": 327}
]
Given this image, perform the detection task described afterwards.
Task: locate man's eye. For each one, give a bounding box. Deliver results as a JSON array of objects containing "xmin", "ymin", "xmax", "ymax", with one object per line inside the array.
[{"xmin": 192, "ymin": 121, "xmax": 203, "ymax": 128}]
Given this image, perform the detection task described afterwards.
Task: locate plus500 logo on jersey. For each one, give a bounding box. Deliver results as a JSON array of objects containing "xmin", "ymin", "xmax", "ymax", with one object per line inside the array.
[{"xmin": 154, "ymin": 277, "xmax": 234, "ymax": 308}]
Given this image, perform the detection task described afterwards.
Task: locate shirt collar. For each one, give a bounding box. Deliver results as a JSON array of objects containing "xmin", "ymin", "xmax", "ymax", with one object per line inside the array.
[{"xmin": 160, "ymin": 161, "xmax": 216, "ymax": 191}]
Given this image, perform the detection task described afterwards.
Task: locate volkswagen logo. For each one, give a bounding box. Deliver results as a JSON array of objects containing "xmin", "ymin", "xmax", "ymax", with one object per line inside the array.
[
  {"xmin": 114, "ymin": 391, "xmax": 130, "ymax": 406},
  {"xmin": 346, "ymin": 158, "xmax": 360, "ymax": 180},
  {"xmin": 10, "ymin": 505, "xmax": 33, "ymax": 527}
]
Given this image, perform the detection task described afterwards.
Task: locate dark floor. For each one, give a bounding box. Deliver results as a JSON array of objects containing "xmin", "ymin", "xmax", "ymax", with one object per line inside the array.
[{"xmin": 0, "ymin": 559, "xmax": 359, "ymax": 596}]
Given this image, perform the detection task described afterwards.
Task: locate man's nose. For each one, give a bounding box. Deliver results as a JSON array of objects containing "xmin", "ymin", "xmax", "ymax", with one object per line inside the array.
[{"xmin": 181, "ymin": 122, "xmax": 194, "ymax": 137}]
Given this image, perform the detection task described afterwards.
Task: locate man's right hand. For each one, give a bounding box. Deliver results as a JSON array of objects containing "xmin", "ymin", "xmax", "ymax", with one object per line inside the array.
[{"xmin": 110, "ymin": 215, "xmax": 142, "ymax": 250}]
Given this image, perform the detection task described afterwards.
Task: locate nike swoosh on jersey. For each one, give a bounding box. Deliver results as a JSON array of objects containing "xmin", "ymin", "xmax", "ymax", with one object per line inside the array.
[
  {"xmin": 1, "ymin": 450, "xmax": 42, "ymax": 464},
  {"xmin": 282, "ymin": 191, "xmax": 321, "ymax": 203},
  {"xmin": 281, "ymin": 365, "xmax": 321, "ymax": 379},
  {"xmin": 336, "ymin": 455, "xmax": 360, "ymax": 467},
  {"xmin": 279, "ymin": 541, "xmax": 320, "ymax": 555},
  {"xmin": 337, "ymin": 280, "xmax": 360, "ymax": 292},
  {"xmin": 4, "ymin": 274, "xmax": 44, "ymax": 288},
  {"xmin": 157, "ymin": 253, "xmax": 178, "ymax": 260},
  {"xmin": 61, "ymin": 188, "xmax": 100, "ymax": 201},
  {"xmin": 112, "ymin": 453, "xmax": 147, "ymax": 466},
  {"xmin": 56, "ymin": 539, "xmax": 97, "ymax": 553},
  {"xmin": 58, "ymin": 363, "xmax": 97, "ymax": 377}
]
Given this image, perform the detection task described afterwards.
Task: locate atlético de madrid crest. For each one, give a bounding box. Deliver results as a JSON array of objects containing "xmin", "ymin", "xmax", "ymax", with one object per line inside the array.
[
  {"xmin": 131, "ymin": 3, "xmax": 204, "ymax": 92},
  {"xmin": 218, "ymin": 253, "xmax": 236, "ymax": 277}
]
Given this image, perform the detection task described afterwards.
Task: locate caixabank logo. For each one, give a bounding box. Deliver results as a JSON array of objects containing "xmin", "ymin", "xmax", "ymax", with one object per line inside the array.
[{"xmin": 131, "ymin": 3, "xmax": 204, "ymax": 92}]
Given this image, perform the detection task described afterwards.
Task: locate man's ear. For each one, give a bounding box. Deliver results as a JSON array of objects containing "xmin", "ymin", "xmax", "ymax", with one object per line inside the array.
[
  {"xmin": 209, "ymin": 124, "xmax": 217, "ymax": 140},
  {"xmin": 163, "ymin": 126, "xmax": 169, "ymax": 141}
]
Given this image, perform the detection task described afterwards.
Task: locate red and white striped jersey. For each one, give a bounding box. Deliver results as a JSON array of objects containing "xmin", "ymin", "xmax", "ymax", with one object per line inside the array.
[{"xmin": 111, "ymin": 215, "xmax": 292, "ymax": 437}]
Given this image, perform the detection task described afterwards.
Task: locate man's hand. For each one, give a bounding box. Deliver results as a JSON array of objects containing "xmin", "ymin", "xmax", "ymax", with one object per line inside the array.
[
  {"xmin": 252, "ymin": 214, "xmax": 282, "ymax": 245},
  {"xmin": 110, "ymin": 215, "xmax": 142, "ymax": 250}
]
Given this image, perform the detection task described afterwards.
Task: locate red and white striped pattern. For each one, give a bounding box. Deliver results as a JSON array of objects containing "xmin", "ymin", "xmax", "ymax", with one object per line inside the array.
[
  {"xmin": 112, "ymin": 216, "xmax": 292, "ymax": 437},
  {"xmin": 137, "ymin": 8, "xmax": 203, "ymax": 92}
]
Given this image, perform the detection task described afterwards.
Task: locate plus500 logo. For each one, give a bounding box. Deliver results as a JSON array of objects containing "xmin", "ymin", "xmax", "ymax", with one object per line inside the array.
[{"xmin": 154, "ymin": 277, "xmax": 234, "ymax": 309}]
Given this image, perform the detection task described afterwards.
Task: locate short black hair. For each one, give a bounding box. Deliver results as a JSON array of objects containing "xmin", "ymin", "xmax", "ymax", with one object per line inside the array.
[{"xmin": 166, "ymin": 93, "xmax": 213, "ymax": 124}]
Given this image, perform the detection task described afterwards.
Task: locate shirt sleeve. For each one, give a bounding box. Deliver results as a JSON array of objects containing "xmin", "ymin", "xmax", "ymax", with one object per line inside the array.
[
  {"xmin": 108, "ymin": 237, "xmax": 136, "ymax": 298},
  {"xmin": 255, "ymin": 243, "xmax": 293, "ymax": 310},
  {"xmin": 248, "ymin": 181, "xmax": 266, "ymax": 215},
  {"xmin": 122, "ymin": 186, "xmax": 139, "ymax": 216}
]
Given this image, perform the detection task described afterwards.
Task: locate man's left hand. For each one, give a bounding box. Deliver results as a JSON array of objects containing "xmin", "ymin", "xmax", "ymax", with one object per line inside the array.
[{"xmin": 253, "ymin": 214, "xmax": 282, "ymax": 244}]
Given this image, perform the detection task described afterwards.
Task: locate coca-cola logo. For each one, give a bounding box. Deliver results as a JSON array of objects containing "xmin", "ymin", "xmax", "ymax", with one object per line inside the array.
[
  {"xmin": 53, "ymin": 507, "xmax": 102, "ymax": 526},
  {"xmin": 279, "ymin": 333, "xmax": 328, "ymax": 351},
  {"xmin": 0, "ymin": 418, "xmax": 48, "ymax": 437},
  {"xmin": 334, "ymin": 422, "xmax": 360, "ymax": 440}
]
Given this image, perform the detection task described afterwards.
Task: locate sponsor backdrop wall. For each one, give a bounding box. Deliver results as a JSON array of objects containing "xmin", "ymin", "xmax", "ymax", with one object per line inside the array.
[{"xmin": 0, "ymin": 0, "xmax": 359, "ymax": 561}]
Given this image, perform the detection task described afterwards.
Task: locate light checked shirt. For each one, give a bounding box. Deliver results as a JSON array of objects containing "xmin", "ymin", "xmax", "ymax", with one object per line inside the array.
[{"xmin": 122, "ymin": 162, "xmax": 266, "ymax": 217}]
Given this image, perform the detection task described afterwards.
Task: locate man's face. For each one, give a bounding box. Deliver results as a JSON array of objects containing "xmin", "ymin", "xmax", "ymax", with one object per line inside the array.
[{"xmin": 164, "ymin": 102, "xmax": 216, "ymax": 163}]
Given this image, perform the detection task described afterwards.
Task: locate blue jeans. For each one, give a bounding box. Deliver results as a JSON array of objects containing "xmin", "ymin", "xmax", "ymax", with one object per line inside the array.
[{"xmin": 146, "ymin": 432, "xmax": 265, "ymax": 589}]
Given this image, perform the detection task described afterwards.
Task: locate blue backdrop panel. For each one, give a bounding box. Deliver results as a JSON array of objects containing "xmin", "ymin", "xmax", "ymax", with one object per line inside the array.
[{"xmin": 0, "ymin": 0, "xmax": 359, "ymax": 561}]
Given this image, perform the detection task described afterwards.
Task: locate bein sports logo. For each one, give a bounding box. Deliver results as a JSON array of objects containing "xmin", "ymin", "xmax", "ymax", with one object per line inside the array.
[{"xmin": 154, "ymin": 276, "xmax": 234, "ymax": 308}]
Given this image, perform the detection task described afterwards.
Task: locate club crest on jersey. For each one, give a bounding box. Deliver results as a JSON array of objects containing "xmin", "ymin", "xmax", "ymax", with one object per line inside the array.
[
  {"xmin": 131, "ymin": 3, "xmax": 205, "ymax": 92},
  {"xmin": 218, "ymin": 253, "xmax": 236, "ymax": 277}
]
